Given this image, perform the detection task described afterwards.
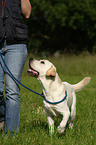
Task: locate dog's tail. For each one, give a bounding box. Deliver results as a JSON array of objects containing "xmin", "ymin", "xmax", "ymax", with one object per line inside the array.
[{"xmin": 72, "ymin": 77, "xmax": 91, "ymax": 92}]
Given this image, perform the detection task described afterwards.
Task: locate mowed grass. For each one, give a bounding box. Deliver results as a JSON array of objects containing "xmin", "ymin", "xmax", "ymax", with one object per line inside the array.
[{"xmin": 0, "ymin": 54, "xmax": 96, "ymax": 145}]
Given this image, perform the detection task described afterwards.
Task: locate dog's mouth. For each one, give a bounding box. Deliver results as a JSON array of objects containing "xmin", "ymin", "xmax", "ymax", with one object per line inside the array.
[
  {"xmin": 28, "ymin": 65, "xmax": 39, "ymax": 77},
  {"xmin": 28, "ymin": 58, "xmax": 39, "ymax": 77},
  {"xmin": 28, "ymin": 68, "xmax": 39, "ymax": 77}
]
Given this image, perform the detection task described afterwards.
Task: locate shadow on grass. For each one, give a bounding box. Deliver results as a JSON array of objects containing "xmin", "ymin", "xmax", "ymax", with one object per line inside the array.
[{"xmin": 20, "ymin": 117, "xmax": 72, "ymax": 138}]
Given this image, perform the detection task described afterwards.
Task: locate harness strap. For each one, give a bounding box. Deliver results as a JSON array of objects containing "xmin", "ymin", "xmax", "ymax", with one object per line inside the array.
[{"xmin": 0, "ymin": 51, "xmax": 67, "ymax": 104}]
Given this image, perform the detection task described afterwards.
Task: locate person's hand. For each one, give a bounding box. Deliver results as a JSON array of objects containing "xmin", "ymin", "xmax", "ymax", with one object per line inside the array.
[{"xmin": 21, "ymin": 0, "xmax": 31, "ymax": 18}]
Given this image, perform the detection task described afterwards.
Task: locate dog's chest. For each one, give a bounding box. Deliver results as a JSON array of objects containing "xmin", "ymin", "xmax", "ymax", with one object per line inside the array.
[{"xmin": 43, "ymin": 101, "xmax": 62, "ymax": 117}]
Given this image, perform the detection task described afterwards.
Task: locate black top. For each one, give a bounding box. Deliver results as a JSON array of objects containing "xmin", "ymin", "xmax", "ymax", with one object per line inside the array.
[{"xmin": 0, "ymin": 0, "xmax": 28, "ymax": 45}]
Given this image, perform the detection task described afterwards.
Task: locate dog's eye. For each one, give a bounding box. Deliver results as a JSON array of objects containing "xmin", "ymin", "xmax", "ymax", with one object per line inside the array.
[{"xmin": 40, "ymin": 61, "xmax": 45, "ymax": 64}]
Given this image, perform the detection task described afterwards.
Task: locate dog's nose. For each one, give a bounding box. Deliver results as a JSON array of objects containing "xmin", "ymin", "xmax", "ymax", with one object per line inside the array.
[
  {"xmin": 29, "ymin": 58, "xmax": 34, "ymax": 64},
  {"xmin": 29, "ymin": 58, "xmax": 33, "ymax": 68},
  {"xmin": 29, "ymin": 58, "xmax": 33, "ymax": 62}
]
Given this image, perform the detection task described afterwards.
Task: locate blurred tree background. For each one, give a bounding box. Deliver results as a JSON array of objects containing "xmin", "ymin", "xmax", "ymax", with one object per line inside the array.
[{"xmin": 25, "ymin": 0, "xmax": 96, "ymax": 55}]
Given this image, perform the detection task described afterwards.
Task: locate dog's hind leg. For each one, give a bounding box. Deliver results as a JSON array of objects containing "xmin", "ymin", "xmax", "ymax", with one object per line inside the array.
[
  {"xmin": 57, "ymin": 108, "xmax": 70, "ymax": 133},
  {"xmin": 69, "ymin": 91, "xmax": 76, "ymax": 129}
]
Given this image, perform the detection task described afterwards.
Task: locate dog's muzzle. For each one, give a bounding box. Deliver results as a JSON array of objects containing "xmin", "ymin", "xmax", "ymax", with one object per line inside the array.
[{"xmin": 28, "ymin": 58, "xmax": 39, "ymax": 77}]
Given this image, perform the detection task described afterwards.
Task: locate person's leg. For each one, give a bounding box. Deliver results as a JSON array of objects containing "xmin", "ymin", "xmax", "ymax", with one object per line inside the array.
[
  {"xmin": 0, "ymin": 50, "xmax": 5, "ymax": 129},
  {"xmin": 4, "ymin": 44, "xmax": 28, "ymax": 134}
]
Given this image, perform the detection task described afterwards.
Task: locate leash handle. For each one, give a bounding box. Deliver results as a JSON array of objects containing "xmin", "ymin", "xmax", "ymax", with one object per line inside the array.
[{"xmin": 0, "ymin": 52, "xmax": 67, "ymax": 104}]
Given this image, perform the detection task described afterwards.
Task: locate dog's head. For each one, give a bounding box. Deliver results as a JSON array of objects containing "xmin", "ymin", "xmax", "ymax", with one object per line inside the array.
[{"xmin": 28, "ymin": 58, "xmax": 56, "ymax": 78}]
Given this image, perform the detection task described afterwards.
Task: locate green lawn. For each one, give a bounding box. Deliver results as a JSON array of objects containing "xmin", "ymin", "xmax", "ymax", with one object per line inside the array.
[{"xmin": 0, "ymin": 54, "xmax": 96, "ymax": 145}]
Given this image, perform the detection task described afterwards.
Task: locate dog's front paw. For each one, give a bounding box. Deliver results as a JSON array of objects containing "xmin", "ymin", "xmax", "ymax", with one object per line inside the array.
[{"xmin": 57, "ymin": 126, "xmax": 65, "ymax": 133}]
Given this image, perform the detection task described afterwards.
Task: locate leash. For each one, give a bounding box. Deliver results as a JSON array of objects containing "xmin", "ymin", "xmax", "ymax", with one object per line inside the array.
[{"xmin": 0, "ymin": 51, "xmax": 67, "ymax": 104}]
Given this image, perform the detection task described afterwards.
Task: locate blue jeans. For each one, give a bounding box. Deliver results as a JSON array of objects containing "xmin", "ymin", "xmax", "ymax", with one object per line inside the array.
[{"xmin": 0, "ymin": 41, "xmax": 28, "ymax": 134}]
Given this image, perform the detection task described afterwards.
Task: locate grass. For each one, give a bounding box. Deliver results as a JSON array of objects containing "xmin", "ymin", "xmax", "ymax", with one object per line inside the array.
[{"xmin": 0, "ymin": 54, "xmax": 96, "ymax": 145}]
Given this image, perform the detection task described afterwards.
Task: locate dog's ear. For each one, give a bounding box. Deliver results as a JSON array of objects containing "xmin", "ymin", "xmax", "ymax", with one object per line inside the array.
[{"xmin": 46, "ymin": 66, "xmax": 56, "ymax": 77}]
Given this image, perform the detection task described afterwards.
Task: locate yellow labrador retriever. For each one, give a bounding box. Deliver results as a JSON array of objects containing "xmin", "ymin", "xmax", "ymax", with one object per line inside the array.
[{"xmin": 28, "ymin": 58, "xmax": 91, "ymax": 134}]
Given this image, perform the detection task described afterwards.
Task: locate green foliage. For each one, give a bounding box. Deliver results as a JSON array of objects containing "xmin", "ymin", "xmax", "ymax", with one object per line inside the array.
[{"xmin": 27, "ymin": 0, "xmax": 96, "ymax": 54}]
